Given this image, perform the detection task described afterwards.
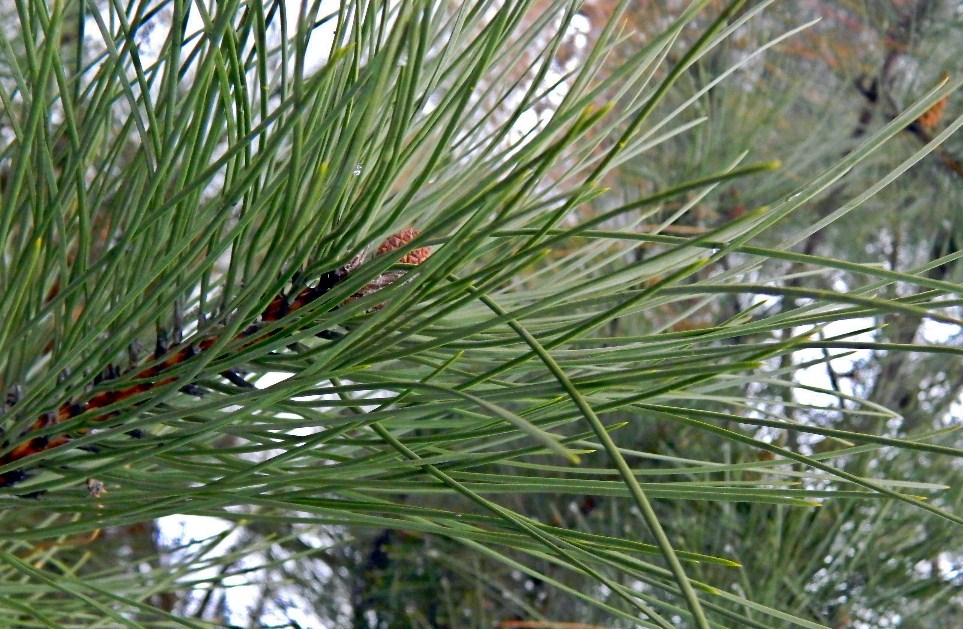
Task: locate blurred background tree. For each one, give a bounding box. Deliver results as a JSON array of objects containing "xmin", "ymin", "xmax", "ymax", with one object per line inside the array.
[
  {"xmin": 0, "ymin": 1, "xmax": 959, "ymax": 628},
  {"xmin": 560, "ymin": 2, "xmax": 963, "ymax": 628}
]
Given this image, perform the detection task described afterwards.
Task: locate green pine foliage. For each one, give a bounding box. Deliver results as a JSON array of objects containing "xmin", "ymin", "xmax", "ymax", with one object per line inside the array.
[{"xmin": 0, "ymin": 1, "xmax": 959, "ymax": 627}]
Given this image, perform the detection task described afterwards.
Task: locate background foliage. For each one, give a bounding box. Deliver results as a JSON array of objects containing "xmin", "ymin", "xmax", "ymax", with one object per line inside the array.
[{"xmin": 0, "ymin": 1, "xmax": 960, "ymax": 628}]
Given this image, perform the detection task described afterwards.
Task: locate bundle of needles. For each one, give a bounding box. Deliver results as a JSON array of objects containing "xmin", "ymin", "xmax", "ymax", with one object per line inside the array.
[{"xmin": 0, "ymin": 228, "xmax": 431, "ymax": 489}]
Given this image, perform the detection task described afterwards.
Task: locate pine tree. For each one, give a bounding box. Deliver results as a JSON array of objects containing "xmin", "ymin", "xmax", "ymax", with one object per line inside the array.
[{"xmin": 0, "ymin": 1, "xmax": 959, "ymax": 627}]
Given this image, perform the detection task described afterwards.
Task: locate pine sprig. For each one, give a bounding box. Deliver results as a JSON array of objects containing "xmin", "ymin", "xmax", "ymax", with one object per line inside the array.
[{"xmin": 0, "ymin": 228, "xmax": 430, "ymax": 488}]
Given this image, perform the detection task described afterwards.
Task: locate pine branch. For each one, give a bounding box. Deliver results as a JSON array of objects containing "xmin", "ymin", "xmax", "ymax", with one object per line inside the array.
[{"xmin": 0, "ymin": 229, "xmax": 430, "ymax": 488}]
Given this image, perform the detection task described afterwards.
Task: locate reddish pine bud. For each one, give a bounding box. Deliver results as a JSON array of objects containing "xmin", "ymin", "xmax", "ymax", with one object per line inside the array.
[{"xmin": 376, "ymin": 227, "xmax": 431, "ymax": 265}]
